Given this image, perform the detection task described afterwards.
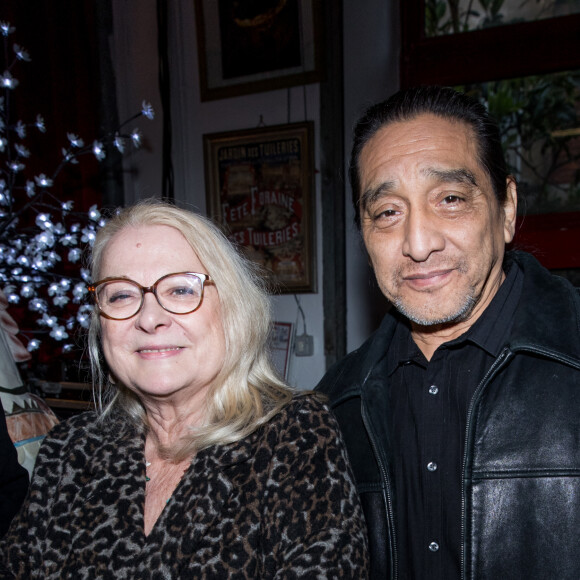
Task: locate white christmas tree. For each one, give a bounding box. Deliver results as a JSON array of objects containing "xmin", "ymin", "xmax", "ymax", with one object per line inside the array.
[{"xmin": 0, "ymin": 20, "xmax": 154, "ymax": 355}]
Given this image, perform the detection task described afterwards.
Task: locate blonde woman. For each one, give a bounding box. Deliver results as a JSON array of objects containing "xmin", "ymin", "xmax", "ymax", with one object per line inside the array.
[{"xmin": 0, "ymin": 201, "xmax": 368, "ymax": 578}]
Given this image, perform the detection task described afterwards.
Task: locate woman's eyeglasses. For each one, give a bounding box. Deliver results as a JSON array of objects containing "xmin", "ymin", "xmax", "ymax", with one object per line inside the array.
[{"xmin": 88, "ymin": 272, "xmax": 213, "ymax": 320}]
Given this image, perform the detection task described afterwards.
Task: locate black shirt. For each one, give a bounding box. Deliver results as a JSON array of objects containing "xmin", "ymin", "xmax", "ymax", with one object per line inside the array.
[{"xmin": 386, "ymin": 262, "xmax": 523, "ymax": 579}]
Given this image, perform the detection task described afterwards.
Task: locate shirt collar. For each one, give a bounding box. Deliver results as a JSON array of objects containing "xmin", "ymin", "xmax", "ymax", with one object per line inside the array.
[
  {"xmin": 459, "ymin": 260, "xmax": 523, "ymax": 356},
  {"xmin": 386, "ymin": 317, "xmax": 424, "ymax": 376}
]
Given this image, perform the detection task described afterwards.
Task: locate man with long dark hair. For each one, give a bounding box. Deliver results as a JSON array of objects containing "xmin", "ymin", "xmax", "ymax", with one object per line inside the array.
[{"xmin": 318, "ymin": 86, "xmax": 580, "ymax": 579}]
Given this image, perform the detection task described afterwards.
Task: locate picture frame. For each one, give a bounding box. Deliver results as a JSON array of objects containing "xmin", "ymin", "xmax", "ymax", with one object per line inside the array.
[
  {"xmin": 203, "ymin": 121, "xmax": 316, "ymax": 293},
  {"xmin": 194, "ymin": 0, "xmax": 322, "ymax": 101}
]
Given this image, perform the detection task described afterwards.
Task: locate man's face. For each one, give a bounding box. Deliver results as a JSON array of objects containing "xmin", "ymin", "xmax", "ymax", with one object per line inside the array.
[{"xmin": 359, "ymin": 114, "xmax": 517, "ymax": 331}]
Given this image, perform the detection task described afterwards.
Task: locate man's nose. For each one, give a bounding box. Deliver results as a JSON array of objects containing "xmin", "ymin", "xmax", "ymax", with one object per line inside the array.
[{"xmin": 401, "ymin": 207, "xmax": 445, "ymax": 262}]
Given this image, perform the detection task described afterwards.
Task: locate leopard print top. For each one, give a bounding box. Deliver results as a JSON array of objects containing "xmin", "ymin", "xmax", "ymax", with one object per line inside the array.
[{"xmin": 0, "ymin": 395, "xmax": 369, "ymax": 578}]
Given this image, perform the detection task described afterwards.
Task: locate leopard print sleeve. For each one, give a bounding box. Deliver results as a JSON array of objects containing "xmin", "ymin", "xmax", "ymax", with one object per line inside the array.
[{"xmin": 259, "ymin": 395, "xmax": 370, "ymax": 578}]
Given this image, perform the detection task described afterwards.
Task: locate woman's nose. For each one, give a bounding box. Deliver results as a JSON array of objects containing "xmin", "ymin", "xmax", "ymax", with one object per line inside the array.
[{"xmin": 134, "ymin": 292, "xmax": 171, "ymax": 331}]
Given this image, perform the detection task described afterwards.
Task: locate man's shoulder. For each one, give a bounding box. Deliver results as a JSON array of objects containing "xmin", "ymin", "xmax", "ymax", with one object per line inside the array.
[
  {"xmin": 513, "ymin": 251, "xmax": 579, "ymax": 298},
  {"xmin": 315, "ymin": 346, "xmax": 368, "ymax": 401},
  {"xmin": 316, "ymin": 316, "xmax": 396, "ymax": 405},
  {"xmin": 512, "ymin": 251, "xmax": 580, "ymax": 321},
  {"xmin": 498, "ymin": 251, "xmax": 580, "ymax": 363}
]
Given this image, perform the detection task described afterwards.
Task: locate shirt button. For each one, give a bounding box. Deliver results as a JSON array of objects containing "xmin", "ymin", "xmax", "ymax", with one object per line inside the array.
[
  {"xmin": 429, "ymin": 385, "xmax": 439, "ymax": 395},
  {"xmin": 427, "ymin": 462, "xmax": 438, "ymax": 472},
  {"xmin": 429, "ymin": 541, "xmax": 440, "ymax": 552}
]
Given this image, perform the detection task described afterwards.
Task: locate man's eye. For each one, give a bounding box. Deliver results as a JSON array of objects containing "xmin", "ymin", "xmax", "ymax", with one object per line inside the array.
[
  {"xmin": 442, "ymin": 195, "xmax": 463, "ymax": 204},
  {"xmin": 375, "ymin": 208, "xmax": 398, "ymax": 219}
]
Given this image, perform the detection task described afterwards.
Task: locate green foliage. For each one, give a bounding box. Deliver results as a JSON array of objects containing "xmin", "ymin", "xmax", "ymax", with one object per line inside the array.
[
  {"xmin": 425, "ymin": 0, "xmax": 557, "ymax": 37},
  {"xmin": 425, "ymin": 0, "xmax": 451, "ymax": 36},
  {"xmin": 428, "ymin": 1, "xmax": 580, "ymax": 213},
  {"xmin": 464, "ymin": 71, "xmax": 580, "ymax": 213}
]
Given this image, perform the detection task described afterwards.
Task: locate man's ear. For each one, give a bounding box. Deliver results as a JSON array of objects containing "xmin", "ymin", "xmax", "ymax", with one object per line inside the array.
[{"xmin": 503, "ymin": 177, "xmax": 518, "ymax": 244}]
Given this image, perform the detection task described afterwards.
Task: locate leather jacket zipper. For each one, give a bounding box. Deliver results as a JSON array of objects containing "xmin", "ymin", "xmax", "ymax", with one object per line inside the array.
[
  {"xmin": 460, "ymin": 349, "xmax": 511, "ymax": 579},
  {"xmin": 361, "ymin": 396, "xmax": 398, "ymax": 580}
]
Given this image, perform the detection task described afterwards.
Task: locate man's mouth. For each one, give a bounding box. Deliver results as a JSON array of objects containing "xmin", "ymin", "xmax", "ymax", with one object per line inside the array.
[{"xmin": 402, "ymin": 269, "xmax": 454, "ymax": 288}]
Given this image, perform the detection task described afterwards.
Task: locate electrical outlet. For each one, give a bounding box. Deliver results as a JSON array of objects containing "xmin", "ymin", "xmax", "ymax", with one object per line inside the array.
[{"xmin": 294, "ymin": 333, "xmax": 314, "ymax": 356}]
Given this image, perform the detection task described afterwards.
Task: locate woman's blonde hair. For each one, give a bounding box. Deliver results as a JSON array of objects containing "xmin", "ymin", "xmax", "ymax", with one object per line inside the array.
[{"xmin": 88, "ymin": 200, "xmax": 293, "ymax": 460}]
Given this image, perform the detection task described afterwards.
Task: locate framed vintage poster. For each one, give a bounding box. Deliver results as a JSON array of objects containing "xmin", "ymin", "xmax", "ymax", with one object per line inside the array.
[
  {"xmin": 194, "ymin": 0, "xmax": 322, "ymax": 101},
  {"xmin": 204, "ymin": 122, "xmax": 316, "ymax": 293}
]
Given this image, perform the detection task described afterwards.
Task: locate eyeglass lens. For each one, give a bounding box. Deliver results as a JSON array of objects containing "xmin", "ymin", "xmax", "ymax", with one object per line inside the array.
[{"xmin": 95, "ymin": 273, "xmax": 205, "ymax": 319}]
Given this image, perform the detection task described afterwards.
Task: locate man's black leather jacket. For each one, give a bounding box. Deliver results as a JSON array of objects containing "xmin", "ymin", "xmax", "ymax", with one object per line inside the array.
[{"xmin": 317, "ymin": 252, "xmax": 580, "ymax": 579}]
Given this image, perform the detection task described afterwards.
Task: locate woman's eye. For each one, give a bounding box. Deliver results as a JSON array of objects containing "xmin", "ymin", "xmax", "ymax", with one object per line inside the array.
[
  {"xmin": 108, "ymin": 291, "xmax": 137, "ymax": 304},
  {"xmin": 172, "ymin": 286, "xmax": 194, "ymax": 297},
  {"xmin": 165, "ymin": 286, "xmax": 199, "ymax": 300}
]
